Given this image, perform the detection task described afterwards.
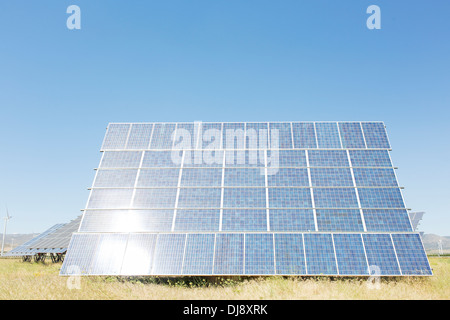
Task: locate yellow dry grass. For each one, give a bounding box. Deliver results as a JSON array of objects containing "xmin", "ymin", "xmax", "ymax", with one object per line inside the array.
[{"xmin": 0, "ymin": 257, "xmax": 448, "ymax": 300}]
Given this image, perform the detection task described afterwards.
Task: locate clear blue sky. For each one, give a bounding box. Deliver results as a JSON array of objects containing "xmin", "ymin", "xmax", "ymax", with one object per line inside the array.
[{"xmin": 0, "ymin": 1, "xmax": 449, "ymax": 235}]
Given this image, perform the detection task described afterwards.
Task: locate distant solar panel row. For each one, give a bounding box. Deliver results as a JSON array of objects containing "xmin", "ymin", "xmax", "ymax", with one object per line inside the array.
[
  {"xmin": 61, "ymin": 232, "xmax": 431, "ymax": 276},
  {"xmin": 101, "ymin": 122, "xmax": 390, "ymax": 150}
]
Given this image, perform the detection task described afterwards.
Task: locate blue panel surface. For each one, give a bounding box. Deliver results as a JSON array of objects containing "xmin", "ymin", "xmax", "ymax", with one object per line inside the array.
[
  {"xmin": 316, "ymin": 209, "xmax": 364, "ymax": 232},
  {"xmin": 358, "ymin": 188, "xmax": 405, "ymax": 208},
  {"xmin": 181, "ymin": 168, "xmax": 222, "ymax": 187},
  {"xmin": 268, "ymin": 188, "xmax": 312, "ymax": 208},
  {"xmin": 94, "ymin": 169, "xmax": 138, "ymax": 188},
  {"xmin": 339, "ymin": 122, "xmax": 366, "ymax": 148},
  {"xmin": 310, "ymin": 168, "xmax": 353, "ymax": 187},
  {"xmin": 100, "ymin": 151, "xmax": 142, "ymax": 168},
  {"xmin": 150, "ymin": 123, "xmax": 176, "ymax": 150},
  {"xmin": 313, "ymin": 188, "xmax": 359, "ymax": 208},
  {"xmin": 102, "ymin": 124, "xmax": 130, "ymax": 150},
  {"xmin": 214, "ymin": 233, "xmax": 244, "ymax": 274},
  {"xmin": 223, "ymin": 123, "xmax": 245, "ymax": 149},
  {"xmin": 353, "ymin": 168, "xmax": 398, "ymax": 187},
  {"xmin": 142, "ymin": 151, "xmax": 180, "ymax": 168},
  {"xmin": 274, "ymin": 234, "xmax": 306, "ymax": 274},
  {"xmin": 315, "ymin": 122, "xmax": 341, "ymax": 148},
  {"xmin": 137, "ymin": 168, "xmax": 180, "ymax": 187},
  {"xmin": 292, "ymin": 123, "xmax": 317, "ymax": 148},
  {"xmin": 269, "ymin": 209, "xmax": 315, "ymax": 231},
  {"xmin": 152, "ymin": 234, "xmax": 186, "ymax": 275},
  {"xmin": 245, "ymin": 234, "xmax": 275, "ymax": 274},
  {"xmin": 363, "ymin": 234, "xmax": 401, "ymax": 275},
  {"xmin": 222, "ymin": 209, "xmax": 267, "ymax": 231},
  {"xmin": 304, "ymin": 233, "xmax": 337, "ymax": 275},
  {"xmin": 269, "ymin": 122, "xmax": 293, "ymax": 149},
  {"xmin": 174, "ymin": 209, "xmax": 220, "ymax": 231},
  {"xmin": 391, "ymin": 234, "xmax": 432, "ymax": 275},
  {"xmin": 333, "ymin": 234, "xmax": 369, "ymax": 275},
  {"xmin": 225, "ymin": 168, "xmax": 265, "ymax": 186},
  {"xmin": 268, "ymin": 168, "xmax": 309, "ymax": 187},
  {"xmin": 363, "ymin": 209, "xmax": 412, "ymax": 232},
  {"xmin": 183, "ymin": 234, "xmax": 215, "ymax": 275},
  {"xmin": 361, "ymin": 122, "xmax": 390, "ymax": 149},
  {"xmin": 308, "ymin": 150, "xmax": 349, "ymax": 167},
  {"xmin": 223, "ymin": 188, "xmax": 266, "ymax": 208},
  {"xmin": 349, "ymin": 150, "xmax": 392, "ymax": 167},
  {"xmin": 270, "ymin": 150, "xmax": 306, "ymax": 167},
  {"xmin": 133, "ymin": 188, "xmax": 177, "ymax": 208},
  {"xmin": 178, "ymin": 188, "xmax": 222, "ymax": 208},
  {"xmin": 126, "ymin": 124, "xmax": 153, "ymax": 150}
]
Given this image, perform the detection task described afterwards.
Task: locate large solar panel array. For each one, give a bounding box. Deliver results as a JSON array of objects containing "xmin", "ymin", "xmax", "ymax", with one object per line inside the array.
[
  {"xmin": 5, "ymin": 216, "xmax": 82, "ymax": 256},
  {"xmin": 60, "ymin": 122, "xmax": 431, "ymax": 276}
]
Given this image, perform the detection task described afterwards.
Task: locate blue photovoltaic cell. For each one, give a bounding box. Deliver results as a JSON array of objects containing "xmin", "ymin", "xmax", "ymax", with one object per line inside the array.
[
  {"xmin": 292, "ymin": 123, "xmax": 317, "ymax": 148},
  {"xmin": 201, "ymin": 122, "xmax": 223, "ymax": 149},
  {"xmin": 152, "ymin": 234, "xmax": 186, "ymax": 275},
  {"xmin": 245, "ymin": 234, "xmax": 275, "ymax": 274},
  {"xmin": 308, "ymin": 150, "xmax": 349, "ymax": 167},
  {"xmin": 363, "ymin": 209, "xmax": 413, "ymax": 232},
  {"xmin": 268, "ymin": 188, "xmax": 312, "ymax": 208},
  {"xmin": 361, "ymin": 122, "xmax": 390, "ymax": 149},
  {"xmin": 181, "ymin": 168, "xmax": 222, "ymax": 187},
  {"xmin": 269, "ymin": 150, "xmax": 306, "ymax": 167},
  {"xmin": 339, "ymin": 123, "xmax": 366, "ymax": 148},
  {"xmin": 186, "ymin": 150, "xmax": 224, "ymax": 167},
  {"xmin": 132, "ymin": 188, "xmax": 177, "ymax": 208},
  {"xmin": 137, "ymin": 168, "xmax": 180, "ymax": 187},
  {"xmin": 87, "ymin": 189, "xmax": 133, "ymax": 209},
  {"xmin": 316, "ymin": 209, "xmax": 364, "ymax": 232},
  {"xmin": 173, "ymin": 123, "xmax": 197, "ymax": 149},
  {"xmin": 225, "ymin": 168, "xmax": 265, "ymax": 186},
  {"xmin": 182, "ymin": 234, "xmax": 215, "ymax": 275},
  {"xmin": 178, "ymin": 188, "xmax": 221, "ymax": 208},
  {"xmin": 225, "ymin": 150, "xmax": 264, "ymax": 167},
  {"xmin": 269, "ymin": 122, "xmax": 293, "ymax": 149},
  {"xmin": 353, "ymin": 168, "xmax": 398, "ymax": 187},
  {"xmin": 149, "ymin": 123, "xmax": 176, "ymax": 150},
  {"xmin": 223, "ymin": 123, "xmax": 245, "ymax": 149},
  {"xmin": 313, "ymin": 188, "xmax": 358, "ymax": 208},
  {"xmin": 93, "ymin": 169, "xmax": 138, "ymax": 188},
  {"xmin": 391, "ymin": 234, "xmax": 432, "ymax": 275},
  {"xmin": 214, "ymin": 233, "xmax": 244, "ymax": 274},
  {"xmin": 304, "ymin": 233, "xmax": 337, "ymax": 275},
  {"xmin": 222, "ymin": 209, "xmax": 267, "ymax": 231},
  {"xmin": 358, "ymin": 188, "xmax": 405, "ymax": 208},
  {"xmin": 246, "ymin": 123, "xmax": 268, "ymax": 149},
  {"xmin": 80, "ymin": 210, "xmax": 174, "ymax": 232},
  {"xmin": 310, "ymin": 168, "xmax": 353, "ymax": 187},
  {"xmin": 142, "ymin": 151, "xmax": 180, "ymax": 168},
  {"xmin": 268, "ymin": 168, "xmax": 309, "ymax": 187},
  {"xmin": 333, "ymin": 234, "xmax": 369, "ymax": 275},
  {"xmin": 102, "ymin": 124, "xmax": 130, "ymax": 150},
  {"xmin": 269, "ymin": 209, "xmax": 315, "ymax": 231},
  {"xmin": 174, "ymin": 210, "xmax": 220, "ymax": 231},
  {"xmin": 315, "ymin": 122, "xmax": 341, "ymax": 148},
  {"xmin": 60, "ymin": 234, "xmax": 99, "ymax": 275},
  {"xmin": 223, "ymin": 188, "xmax": 266, "ymax": 208},
  {"xmin": 100, "ymin": 151, "xmax": 142, "ymax": 168},
  {"xmin": 349, "ymin": 150, "xmax": 392, "ymax": 167},
  {"xmin": 363, "ymin": 234, "xmax": 401, "ymax": 275},
  {"xmin": 274, "ymin": 234, "xmax": 306, "ymax": 274},
  {"xmin": 125, "ymin": 124, "xmax": 153, "ymax": 149}
]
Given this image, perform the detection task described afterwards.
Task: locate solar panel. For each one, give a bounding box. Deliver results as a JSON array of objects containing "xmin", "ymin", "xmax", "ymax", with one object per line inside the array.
[
  {"xmin": 6, "ymin": 216, "xmax": 82, "ymax": 257},
  {"xmin": 61, "ymin": 122, "xmax": 431, "ymax": 276}
]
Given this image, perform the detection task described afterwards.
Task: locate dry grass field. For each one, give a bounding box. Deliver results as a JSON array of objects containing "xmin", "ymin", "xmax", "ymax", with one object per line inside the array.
[{"xmin": 0, "ymin": 257, "xmax": 448, "ymax": 300}]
